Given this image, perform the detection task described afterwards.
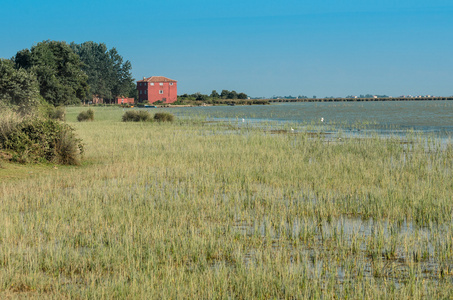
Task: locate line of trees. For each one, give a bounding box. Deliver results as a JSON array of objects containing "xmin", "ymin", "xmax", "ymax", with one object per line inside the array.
[
  {"xmin": 1, "ymin": 40, "xmax": 135, "ymax": 108},
  {"xmin": 178, "ymin": 90, "xmax": 248, "ymax": 102}
]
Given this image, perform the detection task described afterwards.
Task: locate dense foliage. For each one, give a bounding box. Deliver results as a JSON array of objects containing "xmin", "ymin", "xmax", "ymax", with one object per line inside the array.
[
  {"xmin": 153, "ymin": 112, "xmax": 174, "ymax": 122},
  {"xmin": 70, "ymin": 42, "xmax": 136, "ymax": 103},
  {"xmin": 77, "ymin": 109, "xmax": 95, "ymax": 122},
  {"xmin": 0, "ymin": 58, "xmax": 40, "ymax": 113},
  {"xmin": 1, "ymin": 40, "xmax": 135, "ymax": 108},
  {"xmin": 177, "ymin": 89, "xmax": 248, "ymax": 103},
  {"xmin": 122, "ymin": 110, "xmax": 152, "ymax": 122},
  {"xmin": 14, "ymin": 40, "xmax": 89, "ymax": 106},
  {"xmin": 0, "ymin": 113, "xmax": 83, "ymax": 165},
  {"xmin": 121, "ymin": 111, "xmax": 175, "ymax": 122}
]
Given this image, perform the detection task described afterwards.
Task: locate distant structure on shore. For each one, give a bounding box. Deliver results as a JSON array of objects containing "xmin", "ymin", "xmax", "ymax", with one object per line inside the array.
[
  {"xmin": 115, "ymin": 96, "xmax": 135, "ymax": 105},
  {"xmin": 269, "ymin": 96, "xmax": 453, "ymax": 103},
  {"xmin": 137, "ymin": 76, "xmax": 177, "ymax": 104}
]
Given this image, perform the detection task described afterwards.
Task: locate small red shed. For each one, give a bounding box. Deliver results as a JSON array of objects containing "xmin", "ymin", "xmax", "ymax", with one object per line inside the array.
[
  {"xmin": 137, "ymin": 76, "xmax": 177, "ymax": 104},
  {"xmin": 115, "ymin": 97, "xmax": 135, "ymax": 105}
]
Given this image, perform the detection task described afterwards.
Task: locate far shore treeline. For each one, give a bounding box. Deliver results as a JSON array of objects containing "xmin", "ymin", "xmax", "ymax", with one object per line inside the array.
[{"xmin": 173, "ymin": 91, "xmax": 270, "ymax": 106}]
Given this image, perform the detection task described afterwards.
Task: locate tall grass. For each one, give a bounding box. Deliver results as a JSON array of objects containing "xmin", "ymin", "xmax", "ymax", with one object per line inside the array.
[{"xmin": 1, "ymin": 106, "xmax": 453, "ymax": 298}]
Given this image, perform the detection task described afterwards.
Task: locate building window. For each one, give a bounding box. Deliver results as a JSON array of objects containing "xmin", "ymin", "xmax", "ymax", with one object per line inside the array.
[
  {"xmin": 159, "ymin": 83, "xmax": 164, "ymax": 86},
  {"xmin": 145, "ymin": 90, "xmax": 147, "ymax": 94},
  {"xmin": 169, "ymin": 83, "xmax": 173, "ymax": 86},
  {"xmin": 151, "ymin": 83, "xmax": 154, "ymax": 86},
  {"xmin": 159, "ymin": 90, "xmax": 163, "ymax": 94},
  {"xmin": 140, "ymin": 90, "xmax": 142, "ymax": 94}
]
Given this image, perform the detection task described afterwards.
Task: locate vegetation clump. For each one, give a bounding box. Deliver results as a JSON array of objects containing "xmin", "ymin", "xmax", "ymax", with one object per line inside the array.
[
  {"xmin": 77, "ymin": 108, "xmax": 94, "ymax": 122},
  {"xmin": 154, "ymin": 112, "xmax": 174, "ymax": 122},
  {"xmin": 0, "ymin": 112, "xmax": 83, "ymax": 165},
  {"xmin": 38, "ymin": 100, "xmax": 66, "ymax": 121},
  {"xmin": 122, "ymin": 110, "xmax": 152, "ymax": 122}
]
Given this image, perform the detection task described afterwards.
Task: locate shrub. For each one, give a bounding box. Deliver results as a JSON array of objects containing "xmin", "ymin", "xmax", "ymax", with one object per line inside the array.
[
  {"xmin": 154, "ymin": 112, "xmax": 174, "ymax": 122},
  {"xmin": 122, "ymin": 110, "xmax": 152, "ymax": 122},
  {"xmin": 37, "ymin": 100, "xmax": 66, "ymax": 121},
  {"xmin": 0, "ymin": 118, "xmax": 83, "ymax": 165},
  {"xmin": 50, "ymin": 106, "xmax": 66, "ymax": 121},
  {"xmin": 0, "ymin": 108, "xmax": 22, "ymax": 143},
  {"xmin": 77, "ymin": 109, "xmax": 94, "ymax": 122},
  {"xmin": 55, "ymin": 129, "xmax": 82, "ymax": 165}
]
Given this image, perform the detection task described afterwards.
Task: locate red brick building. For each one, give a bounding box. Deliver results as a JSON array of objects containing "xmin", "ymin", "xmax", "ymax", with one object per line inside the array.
[
  {"xmin": 137, "ymin": 76, "xmax": 177, "ymax": 104},
  {"xmin": 115, "ymin": 96, "xmax": 135, "ymax": 105}
]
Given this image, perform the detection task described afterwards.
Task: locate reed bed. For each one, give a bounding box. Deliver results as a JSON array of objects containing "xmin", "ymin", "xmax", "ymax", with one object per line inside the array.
[{"xmin": 1, "ymin": 106, "xmax": 453, "ymax": 298}]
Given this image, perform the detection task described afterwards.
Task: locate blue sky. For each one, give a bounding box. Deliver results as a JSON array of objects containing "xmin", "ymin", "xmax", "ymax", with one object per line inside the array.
[{"xmin": 1, "ymin": 0, "xmax": 453, "ymax": 97}]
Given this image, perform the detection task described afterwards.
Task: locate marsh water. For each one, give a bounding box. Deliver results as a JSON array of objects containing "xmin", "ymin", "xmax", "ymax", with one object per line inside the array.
[
  {"xmin": 162, "ymin": 100, "xmax": 453, "ymax": 139},
  {"xmin": 155, "ymin": 100, "xmax": 453, "ymax": 284}
]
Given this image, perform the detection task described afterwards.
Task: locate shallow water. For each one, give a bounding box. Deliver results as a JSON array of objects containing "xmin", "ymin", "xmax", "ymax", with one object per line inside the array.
[
  {"xmin": 155, "ymin": 100, "xmax": 453, "ymax": 139},
  {"xmin": 230, "ymin": 215, "xmax": 452, "ymax": 284}
]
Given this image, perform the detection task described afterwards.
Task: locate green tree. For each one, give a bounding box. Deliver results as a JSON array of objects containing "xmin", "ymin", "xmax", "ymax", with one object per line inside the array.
[
  {"xmin": 237, "ymin": 92, "xmax": 248, "ymax": 99},
  {"xmin": 0, "ymin": 58, "xmax": 40, "ymax": 113},
  {"xmin": 220, "ymin": 90, "xmax": 229, "ymax": 99},
  {"xmin": 70, "ymin": 42, "xmax": 135, "ymax": 103},
  {"xmin": 227, "ymin": 90, "xmax": 238, "ymax": 99},
  {"xmin": 14, "ymin": 40, "xmax": 88, "ymax": 106},
  {"xmin": 109, "ymin": 48, "xmax": 135, "ymax": 99},
  {"xmin": 195, "ymin": 93, "xmax": 207, "ymax": 101},
  {"xmin": 70, "ymin": 41, "xmax": 112, "ymax": 101},
  {"xmin": 210, "ymin": 90, "xmax": 219, "ymax": 98}
]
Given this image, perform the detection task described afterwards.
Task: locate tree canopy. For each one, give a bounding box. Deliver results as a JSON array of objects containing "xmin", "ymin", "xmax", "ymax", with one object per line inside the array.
[
  {"xmin": 14, "ymin": 40, "xmax": 89, "ymax": 106},
  {"xmin": 70, "ymin": 42, "xmax": 135, "ymax": 102},
  {"xmin": 0, "ymin": 58, "xmax": 40, "ymax": 113}
]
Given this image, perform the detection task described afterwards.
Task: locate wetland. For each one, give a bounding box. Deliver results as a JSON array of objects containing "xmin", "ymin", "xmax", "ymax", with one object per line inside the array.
[{"xmin": 1, "ymin": 102, "xmax": 452, "ymax": 298}]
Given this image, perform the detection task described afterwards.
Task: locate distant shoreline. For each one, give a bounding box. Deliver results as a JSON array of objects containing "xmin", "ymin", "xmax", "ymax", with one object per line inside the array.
[
  {"xmin": 268, "ymin": 96, "xmax": 453, "ymax": 103},
  {"xmin": 116, "ymin": 96, "xmax": 453, "ymax": 109}
]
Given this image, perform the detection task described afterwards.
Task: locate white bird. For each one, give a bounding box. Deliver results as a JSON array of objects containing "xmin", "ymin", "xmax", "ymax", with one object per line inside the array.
[
  {"xmin": 242, "ymin": 118, "xmax": 245, "ymax": 122},
  {"xmin": 291, "ymin": 127, "xmax": 294, "ymax": 132},
  {"xmin": 321, "ymin": 117, "xmax": 324, "ymax": 122}
]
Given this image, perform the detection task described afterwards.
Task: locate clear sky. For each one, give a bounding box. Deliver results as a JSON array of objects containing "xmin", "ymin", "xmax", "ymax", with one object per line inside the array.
[{"xmin": 1, "ymin": 0, "xmax": 453, "ymax": 97}]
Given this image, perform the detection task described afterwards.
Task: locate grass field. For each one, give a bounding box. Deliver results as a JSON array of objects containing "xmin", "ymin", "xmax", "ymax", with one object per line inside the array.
[{"xmin": 1, "ymin": 106, "xmax": 453, "ymax": 299}]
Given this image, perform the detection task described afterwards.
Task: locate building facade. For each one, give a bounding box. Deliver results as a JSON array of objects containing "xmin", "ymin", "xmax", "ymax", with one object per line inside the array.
[
  {"xmin": 137, "ymin": 76, "xmax": 177, "ymax": 104},
  {"xmin": 115, "ymin": 97, "xmax": 135, "ymax": 105}
]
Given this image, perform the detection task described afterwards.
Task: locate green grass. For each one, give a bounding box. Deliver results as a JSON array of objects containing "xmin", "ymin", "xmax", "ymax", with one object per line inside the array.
[{"xmin": 1, "ymin": 106, "xmax": 453, "ymax": 298}]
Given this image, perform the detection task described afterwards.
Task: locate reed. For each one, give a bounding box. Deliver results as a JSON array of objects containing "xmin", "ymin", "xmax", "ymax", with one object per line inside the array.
[{"xmin": 1, "ymin": 106, "xmax": 452, "ymax": 298}]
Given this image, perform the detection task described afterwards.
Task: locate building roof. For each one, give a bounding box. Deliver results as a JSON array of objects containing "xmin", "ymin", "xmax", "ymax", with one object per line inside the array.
[{"xmin": 137, "ymin": 76, "xmax": 177, "ymax": 83}]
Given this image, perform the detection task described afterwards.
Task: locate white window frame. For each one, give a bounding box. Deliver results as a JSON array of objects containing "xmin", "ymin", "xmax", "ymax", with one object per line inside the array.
[
  {"xmin": 159, "ymin": 90, "xmax": 164, "ymax": 94},
  {"xmin": 151, "ymin": 83, "xmax": 154, "ymax": 86},
  {"xmin": 169, "ymin": 83, "xmax": 173, "ymax": 86},
  {"xmin": 159, "ymin": 83, "xmax": 164, "ymax": 86}
]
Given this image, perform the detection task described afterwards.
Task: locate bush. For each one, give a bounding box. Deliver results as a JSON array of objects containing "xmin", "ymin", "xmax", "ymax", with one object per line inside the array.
[
  {"xmin": 154, "ymin": 112, "xmax": 174, "ymax": 122},
  {"xmin": 0, "ymin": 108, "xmax": 22, "ymax": 143},
  {"xmin": 0, "ymin": 117, "xmax": 83, "ymax": 165},
  {"xmin": 122, "ymin": 110, "xmax": 152, "ymax": 122},
  {"xmin": 77, "ymin": 109, "xmax": 94, "ymax": 122},
  {"xmin": 37, "ymin": 99, "xmax": 66, "ymax": 121},
  {"xmin": 50, "ymin": 106, "xmax": 66, "ymax": 121},
  {"xmin": 55, "ymin": 129, "xmax": 82, "ymax": 165}
]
